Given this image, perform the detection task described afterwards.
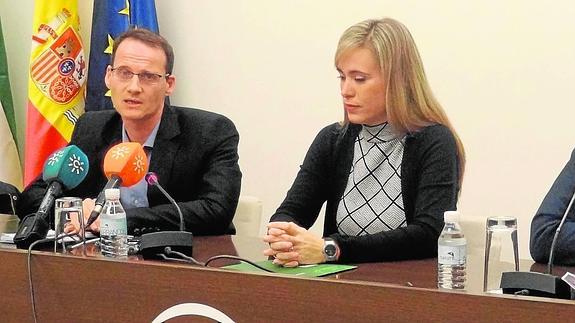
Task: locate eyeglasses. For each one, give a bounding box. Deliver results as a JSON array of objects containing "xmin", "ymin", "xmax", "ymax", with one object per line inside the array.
[{"xmin": 111, "ymin": 66, "xmax": 170, "ymax": 85}]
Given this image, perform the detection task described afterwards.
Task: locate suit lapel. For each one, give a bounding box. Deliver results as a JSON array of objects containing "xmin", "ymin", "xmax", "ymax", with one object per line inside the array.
[
  {"xmin": 101, "ymin": 112, "xmax": 123, "ymax": 147},
  {"xmin": 149, "ymin": 106, "xmax": 181, "ymax": 188}
]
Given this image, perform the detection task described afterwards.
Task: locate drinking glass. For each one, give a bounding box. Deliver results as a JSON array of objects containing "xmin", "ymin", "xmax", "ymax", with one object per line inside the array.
[
  {"xmin": 483, "ymin": 216, "xmax": 519, "ymax": 293},
  {"xmin": 54, "ymin": 197, "xmax": 83, "ymax": 253}
]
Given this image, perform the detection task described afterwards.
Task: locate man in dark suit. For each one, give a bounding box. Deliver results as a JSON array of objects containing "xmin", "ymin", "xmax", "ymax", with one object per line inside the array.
[
  {"xmin": 18, "ymin": 28, "xmax": 241, "ymax": 236},
  {"xmin": 530, "ymin": 149, "xmax": 575, "ymax": 265}
]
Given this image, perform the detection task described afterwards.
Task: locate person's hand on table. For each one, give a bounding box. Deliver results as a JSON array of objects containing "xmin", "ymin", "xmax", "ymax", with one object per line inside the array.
[{"xmin": 263, "ymin": 221, "xmax": 325, "ymax": 267}]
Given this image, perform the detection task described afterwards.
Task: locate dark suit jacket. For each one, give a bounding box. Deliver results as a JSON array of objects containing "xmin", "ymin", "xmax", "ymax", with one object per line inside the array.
[
  {"xmin": 18, "ymin": 105, "xmax": 242, "ymax": 236},
  {"xmin": 530, "ymin": 148, "xmax": 575, "ymax": 265}
]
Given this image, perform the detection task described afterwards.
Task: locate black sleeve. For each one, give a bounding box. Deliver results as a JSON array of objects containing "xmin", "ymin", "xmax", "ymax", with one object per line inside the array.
[
  {"xmin": 332, "ymin": 125, "xmax": 460, "ymax": 262},
  {"xmin": 126, "ymin": 116, "xmax": 242, "ymax": 235},
  {"xmin": 530, "ymin": 149, "xmax": 575, "ymax": 265},
  {"xmin": 269, "ymin": 124, "xmax": 338, "ymax": 229},
  {"xmin": 16, "ymin": 175, "xmax": 47, "ymax": 219}
]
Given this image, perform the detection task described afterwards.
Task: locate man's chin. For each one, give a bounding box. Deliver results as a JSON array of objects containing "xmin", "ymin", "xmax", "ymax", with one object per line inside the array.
[
  {"xmin": 117, "ymin": 107, "xmax": 143, "ymax": 119},
  {"xmin": 119, "ymin": 112, "xmax": 145, "ymax": 122}
]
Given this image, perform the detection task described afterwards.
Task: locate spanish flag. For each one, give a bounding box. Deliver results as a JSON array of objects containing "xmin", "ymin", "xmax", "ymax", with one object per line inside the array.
[{"xmin": 24, "ymin": 0, "xmax": 86, "ymax": 186}]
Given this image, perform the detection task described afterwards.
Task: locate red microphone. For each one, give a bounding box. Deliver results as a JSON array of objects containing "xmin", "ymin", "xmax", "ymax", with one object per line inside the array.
[{"xmin": 86, "ymin": 142, "xmax": 148, "ymax": 227}]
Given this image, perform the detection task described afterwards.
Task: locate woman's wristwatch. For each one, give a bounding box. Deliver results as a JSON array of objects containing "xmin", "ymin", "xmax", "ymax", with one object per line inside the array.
[{"xmin": 323, "ymin": 238, "xmax": 340, "ymax": 262}]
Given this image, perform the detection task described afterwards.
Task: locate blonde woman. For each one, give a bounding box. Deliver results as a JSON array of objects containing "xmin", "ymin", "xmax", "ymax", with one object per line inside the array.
[{"xmin": 264, "ymin": 18, "xmax": 465, "ymax": 266}]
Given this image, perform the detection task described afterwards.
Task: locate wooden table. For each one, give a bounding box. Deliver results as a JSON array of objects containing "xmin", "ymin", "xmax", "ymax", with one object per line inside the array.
[{"xmin": 0, "ymin": 235, "xmax": 573, "ymax": 322}]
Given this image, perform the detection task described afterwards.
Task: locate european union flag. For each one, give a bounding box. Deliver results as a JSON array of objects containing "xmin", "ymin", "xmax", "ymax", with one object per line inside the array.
[{"xmin": 86, "ymin": 0, "xmax": 159, "ymax": 111}]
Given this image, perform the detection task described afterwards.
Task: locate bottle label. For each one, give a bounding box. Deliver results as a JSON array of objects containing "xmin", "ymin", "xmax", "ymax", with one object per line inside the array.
[
  {"xmin": 100, "ymin": 215, "xmax": 127, "ymax": 236},
  {"xmin": 438, "ymin": 244, "xmax": 466, "ymax": 265}
]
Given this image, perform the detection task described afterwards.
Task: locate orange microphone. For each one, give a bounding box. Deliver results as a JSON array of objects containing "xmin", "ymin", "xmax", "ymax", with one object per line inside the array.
[{"xmin": 86, "ymin": 142, "xmax": 148, "ymax": 227}]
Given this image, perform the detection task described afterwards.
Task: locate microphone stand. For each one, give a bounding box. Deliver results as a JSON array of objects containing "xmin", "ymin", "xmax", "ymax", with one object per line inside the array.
[
  {"xmin": 500, "ymin": 190, "xmax": 575, "ymax": 299},
  {"xmin": 547, "ymin": 193, "xmax": 574, "ymax": 275},
  {"xmin": 139, "ymin": 174, "xmax": 193, "ymax": 260}
]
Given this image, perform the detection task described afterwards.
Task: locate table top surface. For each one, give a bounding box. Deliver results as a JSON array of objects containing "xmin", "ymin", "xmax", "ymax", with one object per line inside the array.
[{"xmin": 2, "ymin": 233, "xmax": 569, "ymax": 297}]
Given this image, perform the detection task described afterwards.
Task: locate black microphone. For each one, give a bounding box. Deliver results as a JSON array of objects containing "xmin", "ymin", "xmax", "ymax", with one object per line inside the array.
[
  {"xmin": 139, "ymin": 172, "xmax": 193, "ymax": 260},
  {"xmin": 144, "ymin": 172, "xmax": 184, "ymax": 231},
  {"xmin": 14, "ymin": 145, "xmax": 89, "ymax": 249},
  {"xmin": 500, "ymin": 191, "xmax": 575, "ymax": 299},
  {"xmin": 13, "ymin": 183, "xmax": 63, "ymax": 249},
  {"xmin": 85, "ymin": 175, "xmax": 121, "ymax": 227}
]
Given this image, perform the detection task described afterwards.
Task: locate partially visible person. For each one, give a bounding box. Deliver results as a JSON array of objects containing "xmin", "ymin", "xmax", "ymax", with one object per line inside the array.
[
  {"xmin": 530, "ymin": 149, "xmax": 575, "ymax": 265},
  {"xmin": 264, "ymin": 18, "xmax": 465, "ymax": 266},
  {"xmin": 18, "ymin": 28, "xmax": 241, "ymax": 236},
  {"xmin": 0, "ymin": 181, "xmax": 19, "ymax": 216}
]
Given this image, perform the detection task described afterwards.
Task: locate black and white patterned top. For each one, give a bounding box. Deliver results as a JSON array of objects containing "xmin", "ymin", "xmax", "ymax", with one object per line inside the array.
[{"xmin": 336, "ymin": 123, "xmax": 407, "ymax": 236}]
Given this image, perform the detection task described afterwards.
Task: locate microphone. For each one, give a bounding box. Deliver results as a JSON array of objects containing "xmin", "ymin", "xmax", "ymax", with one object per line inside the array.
[
  {"xmin": 85, "ymin": 142, "xmax": 148, "ymax": 227},
  {"xmin": 139, "ymin": 172, "xmax": 193, "ymax": 260},
  {"xmin": 145, "ymin": 172, "xmax": 184, "ymax": 231},
  {"xmin": 500, "ymin": 190, "xmax": 575, "ymax": 299},
  {"xmin": 14, "ymin": 145, "xmax": 89, "ymax": 248}
]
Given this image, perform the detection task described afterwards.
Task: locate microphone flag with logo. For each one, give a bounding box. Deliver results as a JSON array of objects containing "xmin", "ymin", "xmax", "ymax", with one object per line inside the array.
[
  {"xmin": 36, "ymin": 144, "xmax": 89, "ymax": 220},
  {"xmin": 42, "ymin": 144, "xmax": 90, "ymax": 190},
  {"xmin": 85, "ymin": 142, "xmax": 148, "ymax": 227},
  {"xmin": 104, "ymin": 142, "xmax": 148, "ymax": 187}
]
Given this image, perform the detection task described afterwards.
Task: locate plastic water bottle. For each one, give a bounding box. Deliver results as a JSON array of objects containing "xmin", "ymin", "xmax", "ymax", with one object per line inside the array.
[
  {"xmin": 100, "ymin": 188, "xmax": 128, "ymax": 258},
  {"xmin": 437, "ymin": 210, "xmax": 467, "ymax": 289}
]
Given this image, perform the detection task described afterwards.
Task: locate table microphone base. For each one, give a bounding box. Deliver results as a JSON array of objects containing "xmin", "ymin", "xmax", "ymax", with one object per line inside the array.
[
  {"xmin": 140, "ymin": 231, "xmax": 193, "ymax": 260},
  {"xmin": 500, "ymin": 271, "xmax": 573, "ymax": 299}
]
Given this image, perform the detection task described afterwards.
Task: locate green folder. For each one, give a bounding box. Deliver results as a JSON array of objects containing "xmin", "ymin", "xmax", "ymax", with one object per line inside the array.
[{"xmin": 223, "ymin": 260, "xmax": 357, "ymax": 277}]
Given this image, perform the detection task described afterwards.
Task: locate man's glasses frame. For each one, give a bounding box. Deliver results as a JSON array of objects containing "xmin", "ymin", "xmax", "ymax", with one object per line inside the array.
[{"xmin": 111, "ymin": 66, "xmax": 170, "ymax": 85}]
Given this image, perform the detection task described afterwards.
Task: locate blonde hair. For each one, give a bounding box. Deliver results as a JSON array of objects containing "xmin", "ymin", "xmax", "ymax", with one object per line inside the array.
[{"xmin": 335, "ymin": 18, "xmax": 465, "ymax": 185}]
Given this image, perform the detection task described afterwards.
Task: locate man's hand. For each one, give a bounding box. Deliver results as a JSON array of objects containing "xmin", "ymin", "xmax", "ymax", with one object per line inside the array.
[
  {"xmin": 64, "ymin": 198, "xmax": 100, "ymax": 234},
  {"xmin": 263, "ymin": 221, "xmax": 325, "ymax": 267}
]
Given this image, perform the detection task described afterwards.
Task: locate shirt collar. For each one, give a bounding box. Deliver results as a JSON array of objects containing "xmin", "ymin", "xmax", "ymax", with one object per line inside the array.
[
  {"xmin": 361, "ymin": 122, "xmax": 400, "ymax": 143},
  {"xmin": 121, "ymin": 121, "xmax": 161, "ymax": 149}
]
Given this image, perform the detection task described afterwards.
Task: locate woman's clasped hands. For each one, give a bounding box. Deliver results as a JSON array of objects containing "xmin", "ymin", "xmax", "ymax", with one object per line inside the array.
[{"xmin": 263, "ymin": 221, "xmax": 326, "ymax": 267}]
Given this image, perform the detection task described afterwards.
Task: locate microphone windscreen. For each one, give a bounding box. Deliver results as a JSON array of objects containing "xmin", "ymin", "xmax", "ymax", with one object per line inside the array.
[
  {"xmin": 103, "ymin": 142, "xmax": 148, "ymax": 187},
  {"xmin": 145, "ymin": 172, "xmax": 159, "ymax": 185},
  {"xmin": 42, "ymin": 145, "xmax": 90, "ymax": 190}
]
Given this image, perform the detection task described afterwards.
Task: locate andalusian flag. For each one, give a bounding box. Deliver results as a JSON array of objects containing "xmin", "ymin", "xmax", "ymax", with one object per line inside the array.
[
  {"xmin": 0, "ymin": 18, "xmax": 23, "ymax": 189},
  {"xmin": 24, "ymin": 1, "xmax": 86, "ymax": 185},
  {"xmin": 86, "ymin": 0, "xmax": 159, "ymax": 111}
]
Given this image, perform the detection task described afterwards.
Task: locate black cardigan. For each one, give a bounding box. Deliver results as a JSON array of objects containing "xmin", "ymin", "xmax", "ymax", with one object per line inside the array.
[{"xmin": 271, "ymin": 122, "xmax": 460, "ymax": 263}]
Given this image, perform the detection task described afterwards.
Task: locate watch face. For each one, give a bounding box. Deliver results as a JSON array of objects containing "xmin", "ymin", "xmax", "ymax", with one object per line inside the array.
[{"xmin": 325, "ymin": 244, "xmax": 337, "ymax": 257}]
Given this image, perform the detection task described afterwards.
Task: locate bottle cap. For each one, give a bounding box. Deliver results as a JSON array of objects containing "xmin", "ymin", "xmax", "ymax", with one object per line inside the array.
[
  {"xmin": 104, "ymin": 188, "xmax": 120, "ymax": 200},
  {"xmin": 444, "ymin": 210, "xmax": 460, "ymax": 223}
]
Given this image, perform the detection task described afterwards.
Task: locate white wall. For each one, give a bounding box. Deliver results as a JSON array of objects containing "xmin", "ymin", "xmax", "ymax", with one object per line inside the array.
[{"xmin": 2, "ymin": 0, "xmax": 575, "ymax": 260}]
